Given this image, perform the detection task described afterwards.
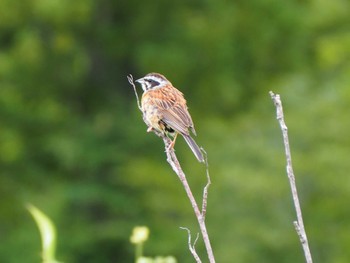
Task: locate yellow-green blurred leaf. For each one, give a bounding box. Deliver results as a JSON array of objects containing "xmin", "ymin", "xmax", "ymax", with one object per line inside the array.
[{"xmin": 27, "ymin": 204, "xmax": 61, "ymax": 263}]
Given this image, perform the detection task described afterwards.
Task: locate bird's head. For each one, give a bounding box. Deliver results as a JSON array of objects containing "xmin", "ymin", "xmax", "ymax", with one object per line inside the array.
[{"xmin": 136, "ymin": 73, "xmax": 170, "ymax": 91}]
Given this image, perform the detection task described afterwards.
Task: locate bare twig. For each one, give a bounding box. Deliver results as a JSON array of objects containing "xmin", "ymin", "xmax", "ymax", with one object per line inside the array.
[
  {"xmin": 127, "ymin": 74, "xmax": 142, "ymax": 110},
  {"xmin": 180, "ymin": 227, "xmax": 202, "ymax": 263},
  {"xmin": 201, "ymin": 149, "xmax": 210, "ymax": 218},
  {"xmin": 269, "ymin": 91, "xmax": 313, "ymax": 263},
  {"xmin": 162, "ymin": 135, "xmax": 215, "ymax": 263},
  {"xmin": 128, "ymin": 74, "xmax": 215, "ymax": 263}
]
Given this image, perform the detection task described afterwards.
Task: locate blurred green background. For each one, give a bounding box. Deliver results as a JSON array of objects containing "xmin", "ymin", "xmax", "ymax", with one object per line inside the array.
[{"xmin": 1, "ymin": 0, "xmax": 350, "ymax": 262}]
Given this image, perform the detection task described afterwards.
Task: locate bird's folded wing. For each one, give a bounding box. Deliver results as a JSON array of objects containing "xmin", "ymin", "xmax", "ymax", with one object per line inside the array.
[{"xmin": 160, "ymin": 106, "xmax": 192, "ymax": 135}]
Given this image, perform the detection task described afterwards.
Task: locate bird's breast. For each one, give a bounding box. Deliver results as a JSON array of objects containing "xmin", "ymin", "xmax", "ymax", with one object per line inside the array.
[{"xmin": 141, "ymin": 94, "xmax": 162, "ymax": 131}]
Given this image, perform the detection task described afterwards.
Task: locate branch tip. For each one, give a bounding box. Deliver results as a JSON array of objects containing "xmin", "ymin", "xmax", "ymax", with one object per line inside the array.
[
  {"xmin": 180, "ymin": 227, "xmax": 202, "ymax": 263},
  {"xmin": 127, "ymin": 74, "xmax": 142, "ymax": 111}
]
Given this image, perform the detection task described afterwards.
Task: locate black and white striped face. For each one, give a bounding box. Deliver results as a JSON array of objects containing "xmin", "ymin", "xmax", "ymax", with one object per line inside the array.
[{"xmin": 136, "ymin": 73, "xmax": 169, "ymax": 92}]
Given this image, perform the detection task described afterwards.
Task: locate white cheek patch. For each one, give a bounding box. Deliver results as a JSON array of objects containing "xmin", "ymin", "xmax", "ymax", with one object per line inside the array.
[
  {"xmin": 141, "ymin": 74, "xmax": 169, "ymax": 91},
  {"xmin": 140, "ymin": 81, "xmax": 151, "ymax": 91}
]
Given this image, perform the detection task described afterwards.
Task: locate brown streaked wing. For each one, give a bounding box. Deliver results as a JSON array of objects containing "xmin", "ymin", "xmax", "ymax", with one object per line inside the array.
[
  {"xmin": 160, "ymin": 105, "xmax": 192, "ymax": 135},
  {"xmin": 147, "ymin": 87, "xmax": 194, "ymax": 135}
]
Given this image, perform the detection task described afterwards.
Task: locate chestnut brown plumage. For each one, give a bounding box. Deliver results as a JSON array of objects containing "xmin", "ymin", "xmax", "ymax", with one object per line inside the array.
[{"xmin": 136, "ymin": 73, "xmax": 204, "ymax": 163}]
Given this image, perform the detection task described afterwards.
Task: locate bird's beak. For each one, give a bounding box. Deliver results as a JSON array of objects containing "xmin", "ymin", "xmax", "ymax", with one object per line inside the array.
[{"xmin": 135, "ymin": 78, "xmax": 143, "ymax": 83}]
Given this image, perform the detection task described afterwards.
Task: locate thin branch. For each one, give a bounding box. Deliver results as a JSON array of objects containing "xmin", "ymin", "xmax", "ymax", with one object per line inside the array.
[
  {"xmin": 201, "ymin": 149, "xmax": 210, "ymax": 219},
  {"xmin": 180, "ymin": 227, "xmax": 202, "ymax": 263},
  {"xmin": 269, "ymin": 91, "xmax": 313, "ymax": 263},
  {"xmin": 162, "ymin": 135, "xmax": 215, "ymax": 263},
  {"xmin": 128, "ymin": 75, "xmax": 215, "ymax": 263},
  {"xmin": 127, "ymin": 74, "xmax": 142, "ymax": 110}
]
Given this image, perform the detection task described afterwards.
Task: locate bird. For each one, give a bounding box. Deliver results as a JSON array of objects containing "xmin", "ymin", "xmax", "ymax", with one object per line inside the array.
[{"xmin": 135, "ymin": 72, "xmax": 204, "ymax": 163}]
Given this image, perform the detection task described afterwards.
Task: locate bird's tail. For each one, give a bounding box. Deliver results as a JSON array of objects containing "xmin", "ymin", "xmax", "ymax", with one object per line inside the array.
[{"xmin": 182, "ymin": 134, "xmax": 205, "ymax": 163}]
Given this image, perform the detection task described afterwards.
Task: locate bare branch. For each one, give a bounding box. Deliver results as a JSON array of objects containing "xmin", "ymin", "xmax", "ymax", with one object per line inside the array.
[
  {"xmin": 127, "ymin": 74, "xmax": 142, "ymax": 111},
  {"xmin": 162, "ymin": 135, "xmax": 215, "ymax": 263},
  {"xmin": 269, "ymin": 91, "xmax": 313, "ymax": 263},
  {"xmin": 201, "ymin": 149, "xmax": 211, "ymax": 219},
  {"xmin": 180, "ymin": 227, "xmax": 202, "ymax": 263}
]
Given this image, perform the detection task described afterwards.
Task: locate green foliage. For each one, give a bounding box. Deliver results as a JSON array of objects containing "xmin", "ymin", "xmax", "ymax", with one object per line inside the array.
[{"xmin": 0, "ymin": 0, "xmax": 350, "ymax": 262}]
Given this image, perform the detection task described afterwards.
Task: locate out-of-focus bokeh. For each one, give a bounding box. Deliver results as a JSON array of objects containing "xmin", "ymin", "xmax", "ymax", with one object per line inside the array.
[{"xmin": 1, "ymin": 0, "xmax": 350, "ymax": 262}]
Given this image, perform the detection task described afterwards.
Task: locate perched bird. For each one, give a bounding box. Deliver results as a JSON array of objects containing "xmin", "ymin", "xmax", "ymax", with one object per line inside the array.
[{"xmin": 136, "ymin": 73, "xmax": 204, "ymax": 163}]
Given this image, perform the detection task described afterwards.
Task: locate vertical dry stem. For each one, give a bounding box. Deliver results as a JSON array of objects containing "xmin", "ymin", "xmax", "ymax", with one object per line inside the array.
[
  {"xmin": 163, "ymin": 136, "xmax": 215, "ymax": 263},
  {"xmin": 270, "ymin": 91, "xmax": 313, "ymax": 263}
]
